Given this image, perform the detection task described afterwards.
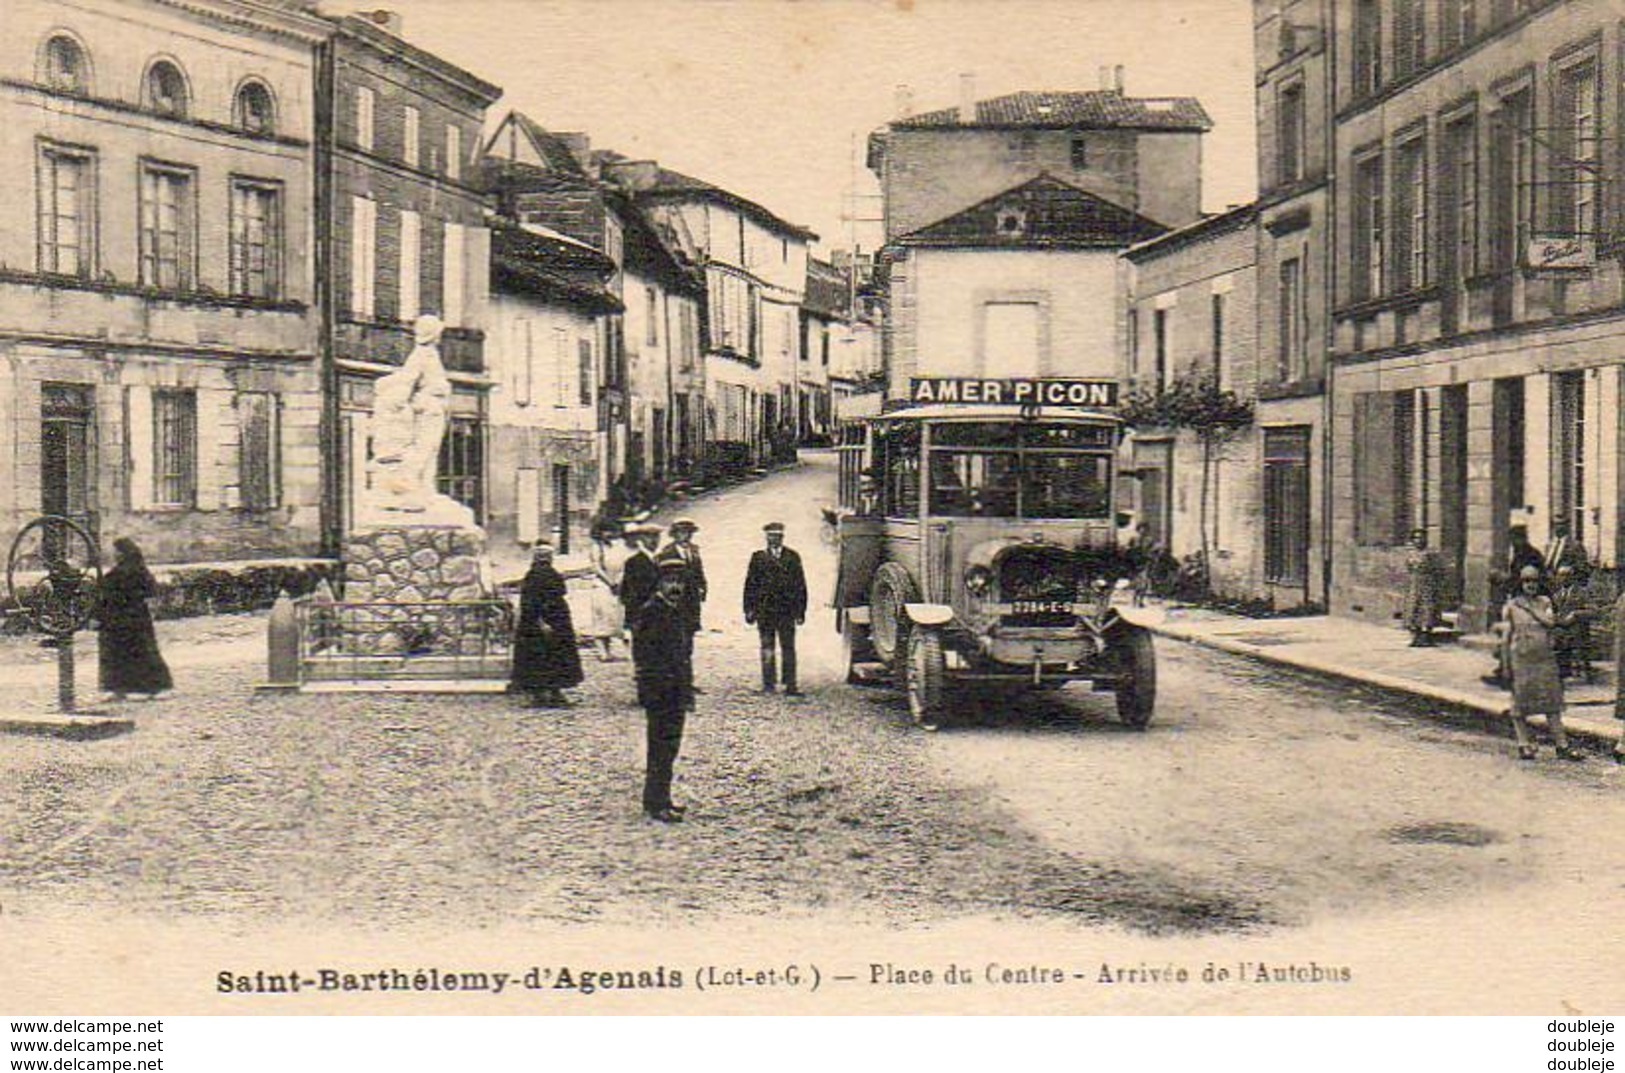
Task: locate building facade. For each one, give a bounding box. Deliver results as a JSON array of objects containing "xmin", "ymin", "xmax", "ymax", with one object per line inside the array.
[
  {"xmin": 319, "ymin": 12, "xmax": 499, "ymax": 545},
  {"xmin": 868, "ymin": 82, "xmax": 1212, "ymax": 243},
  {"xmin": 868, "ymin": 84, "xmax": 1210, "ymax": 407},
  {"xmin": 1252, "ymin": 0, "xmax": 1335, "ymax": 608},
  {"xmin": 799, "ymin": 257, "xmax": 848, "ymax": 445},
  {"xmin": 0, "ymin": 0, "xmax": 329, "ymax": 565},
  {"xmin": 616, "ymin": 193, "xmax": 707, "ymax": 491},
  {"xmin": 828, "ymin": 248, "xmax": 886, "ymax": 422},
  {"xmin": 1124, "ymin": 206, "xmax": 1263, "ymax": 599},
  {"xmin": 485, "ymin": 221, "xmax": 619, "ymax": 555},
  {"xmin": 1326, "ymin": 0, "xmax": 1625, "ymax": 631},
  {"xmin": 880, "ymin": 174, "xmax": 1167, "ymax": 398},
  {"xmin": 607, "ymin": 161, "xmax": 815, "ymax": 474}
]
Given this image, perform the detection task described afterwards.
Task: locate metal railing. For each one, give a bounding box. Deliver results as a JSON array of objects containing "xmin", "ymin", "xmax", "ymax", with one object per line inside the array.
[{"xmin": 296, "ymin": 599, "xmax": 514, "ymax": 683}]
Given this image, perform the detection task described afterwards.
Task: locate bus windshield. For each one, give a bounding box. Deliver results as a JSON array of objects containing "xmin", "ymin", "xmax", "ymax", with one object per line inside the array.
[{"xmin": 926, "ymin": 422, "xmax": 1114, "ymax": 520}]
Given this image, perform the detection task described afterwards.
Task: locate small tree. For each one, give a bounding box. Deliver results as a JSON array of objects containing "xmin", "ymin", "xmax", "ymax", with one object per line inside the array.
[{"xmin": 1120, "ymin": 372, "xmax": 1255, "ymax": 595}]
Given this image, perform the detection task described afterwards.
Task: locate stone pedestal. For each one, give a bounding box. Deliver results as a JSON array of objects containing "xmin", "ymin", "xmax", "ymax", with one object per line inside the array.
[
  {"xmin": 338, "ymin": 525, "xmax": 494, "ymax": 656},
  {"xmin": 344, "ymin": 525, "xmax": 488, "ymax": 602}
]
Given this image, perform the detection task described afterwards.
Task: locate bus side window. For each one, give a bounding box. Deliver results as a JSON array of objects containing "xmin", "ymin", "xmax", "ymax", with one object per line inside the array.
[{"xmin": 881, "ymin": 427, "xmax": 920, "ymax": 518}]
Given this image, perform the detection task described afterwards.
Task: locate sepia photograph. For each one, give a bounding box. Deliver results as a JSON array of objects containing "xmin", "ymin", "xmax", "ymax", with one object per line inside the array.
[{"xmin": 0, "ymin": 0, "xmax": 1621, "ymax": 1026}]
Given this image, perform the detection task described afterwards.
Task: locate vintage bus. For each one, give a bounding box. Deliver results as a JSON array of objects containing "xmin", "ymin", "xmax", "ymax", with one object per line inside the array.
[{"xmin": 833, "ymin": 381, "xmax": 1154, "ymax": 729}]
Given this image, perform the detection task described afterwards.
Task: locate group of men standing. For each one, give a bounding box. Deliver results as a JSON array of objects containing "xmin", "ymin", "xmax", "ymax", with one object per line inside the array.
[{"xmin": 514, "ymin": 515, "xmax": 809, "ymax": 825}]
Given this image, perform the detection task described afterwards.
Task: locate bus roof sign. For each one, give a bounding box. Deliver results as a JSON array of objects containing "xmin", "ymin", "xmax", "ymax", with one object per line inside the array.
[{"xmin": 909, "ymin": 378, "xmax": 1119, "ymax": 408}]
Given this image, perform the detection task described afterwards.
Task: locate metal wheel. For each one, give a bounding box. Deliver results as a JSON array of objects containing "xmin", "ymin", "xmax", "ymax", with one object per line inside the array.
[
  {"xmin": 905, "ymin": 627, "xmax": 947, "ymax": 728},
  {"xmin": 1113, "ymin": 625, "xmax": 1157, "ymax": 729},
  {"xmin": 6, "ymin": 515, "xmax": 101, "ymax": 636},
  {"xmin": 868, "ymin": 562, "xmax": 918, "ymax": 667}
]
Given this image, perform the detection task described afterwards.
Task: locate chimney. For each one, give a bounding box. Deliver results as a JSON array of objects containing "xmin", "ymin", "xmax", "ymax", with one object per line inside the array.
[
  {"xmin": 602, "ymin": 159, "xmax": 660, "ymax": 192},
  {"xmin": 555, "ymin": 132, "xmax": 593, "ymax": 173},
  {"xmin": 894, "ymin": 83, "xmax": 914, "ymax": 120},
  {"xmin": 957, "ymin": 72, "xmax": 976, "ymax": 122},
  {"xmin": 357, "ymin": 8, "xmax": 403, "ymax": 35},
  {"xmin": 1114, "ymin": 65, "xmax": 1126, "ymax": 93}
]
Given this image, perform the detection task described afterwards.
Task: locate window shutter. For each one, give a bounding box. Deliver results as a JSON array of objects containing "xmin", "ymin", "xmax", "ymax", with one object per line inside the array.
[
  {"xmin": 351, "ymin": 196, "xmax": 376, "ymax": 319},
  {"xmin": 1354, "ymin": 392, "xmax": 1396, "ymax": 543},
  {"xmin": 195, "ymin": 389, "xmax": 224, "ymax": 511},
  {"xmin": 398, "ymin": 209, "xmax": 421, "ymax": 323},
  {"xmin": 126, "ymin": 386, "xmax": 154, "ymax": 510},
  {"xmin": 443, "ymin": 222, "xmax": 465, "ymax": 326}
]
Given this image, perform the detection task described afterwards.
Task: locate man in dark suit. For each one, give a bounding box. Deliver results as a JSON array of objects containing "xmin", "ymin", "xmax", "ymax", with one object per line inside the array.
[
  {"xmin": 619, "ymin": 522, "xmax": 662, "ymax": 634},
  {"xmin": 655, "ymin": 517, "xmax": 706, "ymax": 707},
  {"xmin": 634, "ymin": 560, "xmax": 694, "ymax": 823},
  {"xmin": 743, "ymin": 521, "xmax": 808, "ymax": 695}
]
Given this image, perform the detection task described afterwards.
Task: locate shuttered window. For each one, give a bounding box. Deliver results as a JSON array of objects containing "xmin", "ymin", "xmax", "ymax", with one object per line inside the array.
[
  {"xmin": 237, "ymin": 392, "xmax": 280, "ymax": 511},
  {"xmin": 229, "ymin": 179, "xmax": 281, "ymax": 299},
  {"xmin": 139, "ymin": 163, "xmax": 194, "ymax": 291},
  {"xmin": 39, "ymin": 144, "xmax": 96, "ymax": 278},
  {"xmin": 350, "ymin": 196, "xmax": 376, "ymax": 319},
  {"xmin": 398, "ymin": 209, "xmax": 420, "ymax": 323},
  {"xmin": 443, "ymin": 222, "xmax": 465, "ymax": 326},
  {"xmin": 152, "ymin": 389, "xmax": 196, "ymax": 508}
]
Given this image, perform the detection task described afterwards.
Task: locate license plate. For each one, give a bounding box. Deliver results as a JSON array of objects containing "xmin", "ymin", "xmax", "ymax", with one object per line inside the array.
[{"xmin": 1011, "ymin": 600, "xmax": 1071, "ymax": 615}]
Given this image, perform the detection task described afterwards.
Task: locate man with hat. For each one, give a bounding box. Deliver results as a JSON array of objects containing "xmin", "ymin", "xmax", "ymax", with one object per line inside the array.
[
  {"xmin": 632, "ymin": 558, "xmax": 695, "ymax": 822},
  {"xmin": 743, "ymin": 521, "xmax": 808, "ymax": 695},
  {"xmin": 619, "ymin": 521, "xmax": 662, "ymax": 634},
  {"xmin": 655, "ymin": 517, "xmax": 707, "ymax": 705}
]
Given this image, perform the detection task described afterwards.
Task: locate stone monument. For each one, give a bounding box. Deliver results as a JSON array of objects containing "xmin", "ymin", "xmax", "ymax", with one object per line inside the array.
[{"xmin": 342, "ymin": 314, "xmax": 491, "ymax": 654}]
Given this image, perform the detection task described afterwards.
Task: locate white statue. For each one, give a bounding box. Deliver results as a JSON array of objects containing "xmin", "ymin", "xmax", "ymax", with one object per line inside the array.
[{"xmin": 359, "ymin": 314, "xmax": 476, "ymax": 529}]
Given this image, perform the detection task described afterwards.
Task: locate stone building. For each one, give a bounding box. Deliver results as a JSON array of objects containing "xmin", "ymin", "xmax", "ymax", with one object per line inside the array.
[
  {"xmin": 484, "ymin": 220, "xmax": 620, "ymax": 555},
  {"xmin": 318, "ymin": 11, "xmax": 500, "ymax": 545},
  {"xmin": 482, "ymin": 116, "xmax": 707, "ymax": 524},
  {"xmin": 0, "ymin": 0, "xmax": 329, "ymax": 565},
  {"xmin": 879, "ymin": 173, "xmax": 1166, "ymax": 397},
  {"xmin": 867, "ymin": 81, "xmax": 1210, "ymax": 403},
  {"xmin": 606, "ymin": 162, "xmax": 815, "ymax": 474},
  {"xmin": 1326, "ymin": 0, "xmax": 1625, "ymax": 631},
  {"xmin": 1251, "ymin": 0, "xmax": 1335, "ymax": 609},
  {"xmin": 799, "ymin": 257, "xmax": 848, "ymax": 445},
  {"xmin": 868, "ymin": 79, "xmax": 1212, "ymax": 242},
  {"xmin": 1123, "ymin": 205, "xmax": 1263, "ymax": 600},
  {"xmin": 828, "ymin": 249, "xmax": 886, "ymax": 423}
]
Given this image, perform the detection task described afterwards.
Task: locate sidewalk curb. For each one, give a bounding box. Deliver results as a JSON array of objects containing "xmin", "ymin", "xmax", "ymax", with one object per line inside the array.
[{"xmin": 1145, "ymin": 620, "xmax": 1624, "ymax": 749}]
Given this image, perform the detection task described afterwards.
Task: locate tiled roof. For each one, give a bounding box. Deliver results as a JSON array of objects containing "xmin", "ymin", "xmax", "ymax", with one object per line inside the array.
[
  {"xmin": 896, "ymin": 90, "xmax": 1211, "ymax": 132},
  {"xmin": 895, "ymin": 174, "xmax": 1167, "ymax": 249},
  {"xmin": 490, "ymin": 224, "xmax": 623, "ymax": 314},
  {"xmin": 597, "ymin": 152, "xmax": 817, "ymax": 242},
  {"xmin": 510, "ymin": 114, "xmax": 591, "ymax": 178},
  {"xmin": 1123, "ymin": 201, "xmax": 1259, "ymax": 262}
]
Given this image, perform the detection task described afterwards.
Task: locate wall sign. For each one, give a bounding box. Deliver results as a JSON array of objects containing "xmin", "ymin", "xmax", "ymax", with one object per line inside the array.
[{"xmin": 909, "ymin": 378, "xmax": 1119, "ymax": 407}]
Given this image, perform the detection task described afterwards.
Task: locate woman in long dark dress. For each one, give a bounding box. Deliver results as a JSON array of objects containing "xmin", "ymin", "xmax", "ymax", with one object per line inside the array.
[
  {"xmin": 98, "ymin": 537, "xmax": 172, "ymax": 700},
  {"xmin": 509, "ymin": 542, "xmax": 583, "ymax": 707}
]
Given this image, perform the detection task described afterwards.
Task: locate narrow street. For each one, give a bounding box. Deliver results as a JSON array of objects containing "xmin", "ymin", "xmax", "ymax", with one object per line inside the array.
[{"xmin": 1, "ymin": 455, "xmax": 1622, "ymax": 1011}]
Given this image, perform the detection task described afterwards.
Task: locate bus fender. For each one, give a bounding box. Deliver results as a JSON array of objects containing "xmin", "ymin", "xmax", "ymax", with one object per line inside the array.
[{"xmin": 902, "ymin": 603, "xmax": 955, "ymax": 628}]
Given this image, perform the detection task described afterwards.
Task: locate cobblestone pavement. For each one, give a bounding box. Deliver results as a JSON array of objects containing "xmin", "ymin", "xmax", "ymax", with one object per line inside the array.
[{"xmin": 2, "ymin": 453, "xmax": 1623, "ymax": 955}]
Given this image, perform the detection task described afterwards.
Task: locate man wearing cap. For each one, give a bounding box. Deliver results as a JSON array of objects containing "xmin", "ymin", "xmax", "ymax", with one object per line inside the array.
[
  {"xmin": 743, "ymin": 522, "xmax": 808, "ymax": 695},
  {"xmin": 619, "ymin": 522, "xmax": 662, "ymax": 633},
  {"xmin": 655, "ymin": 518, "xmax": 707, "ymax": 704},
  {"xmin": 633, "ymin": 559, "xmax": 694, "ymax": 822}
]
